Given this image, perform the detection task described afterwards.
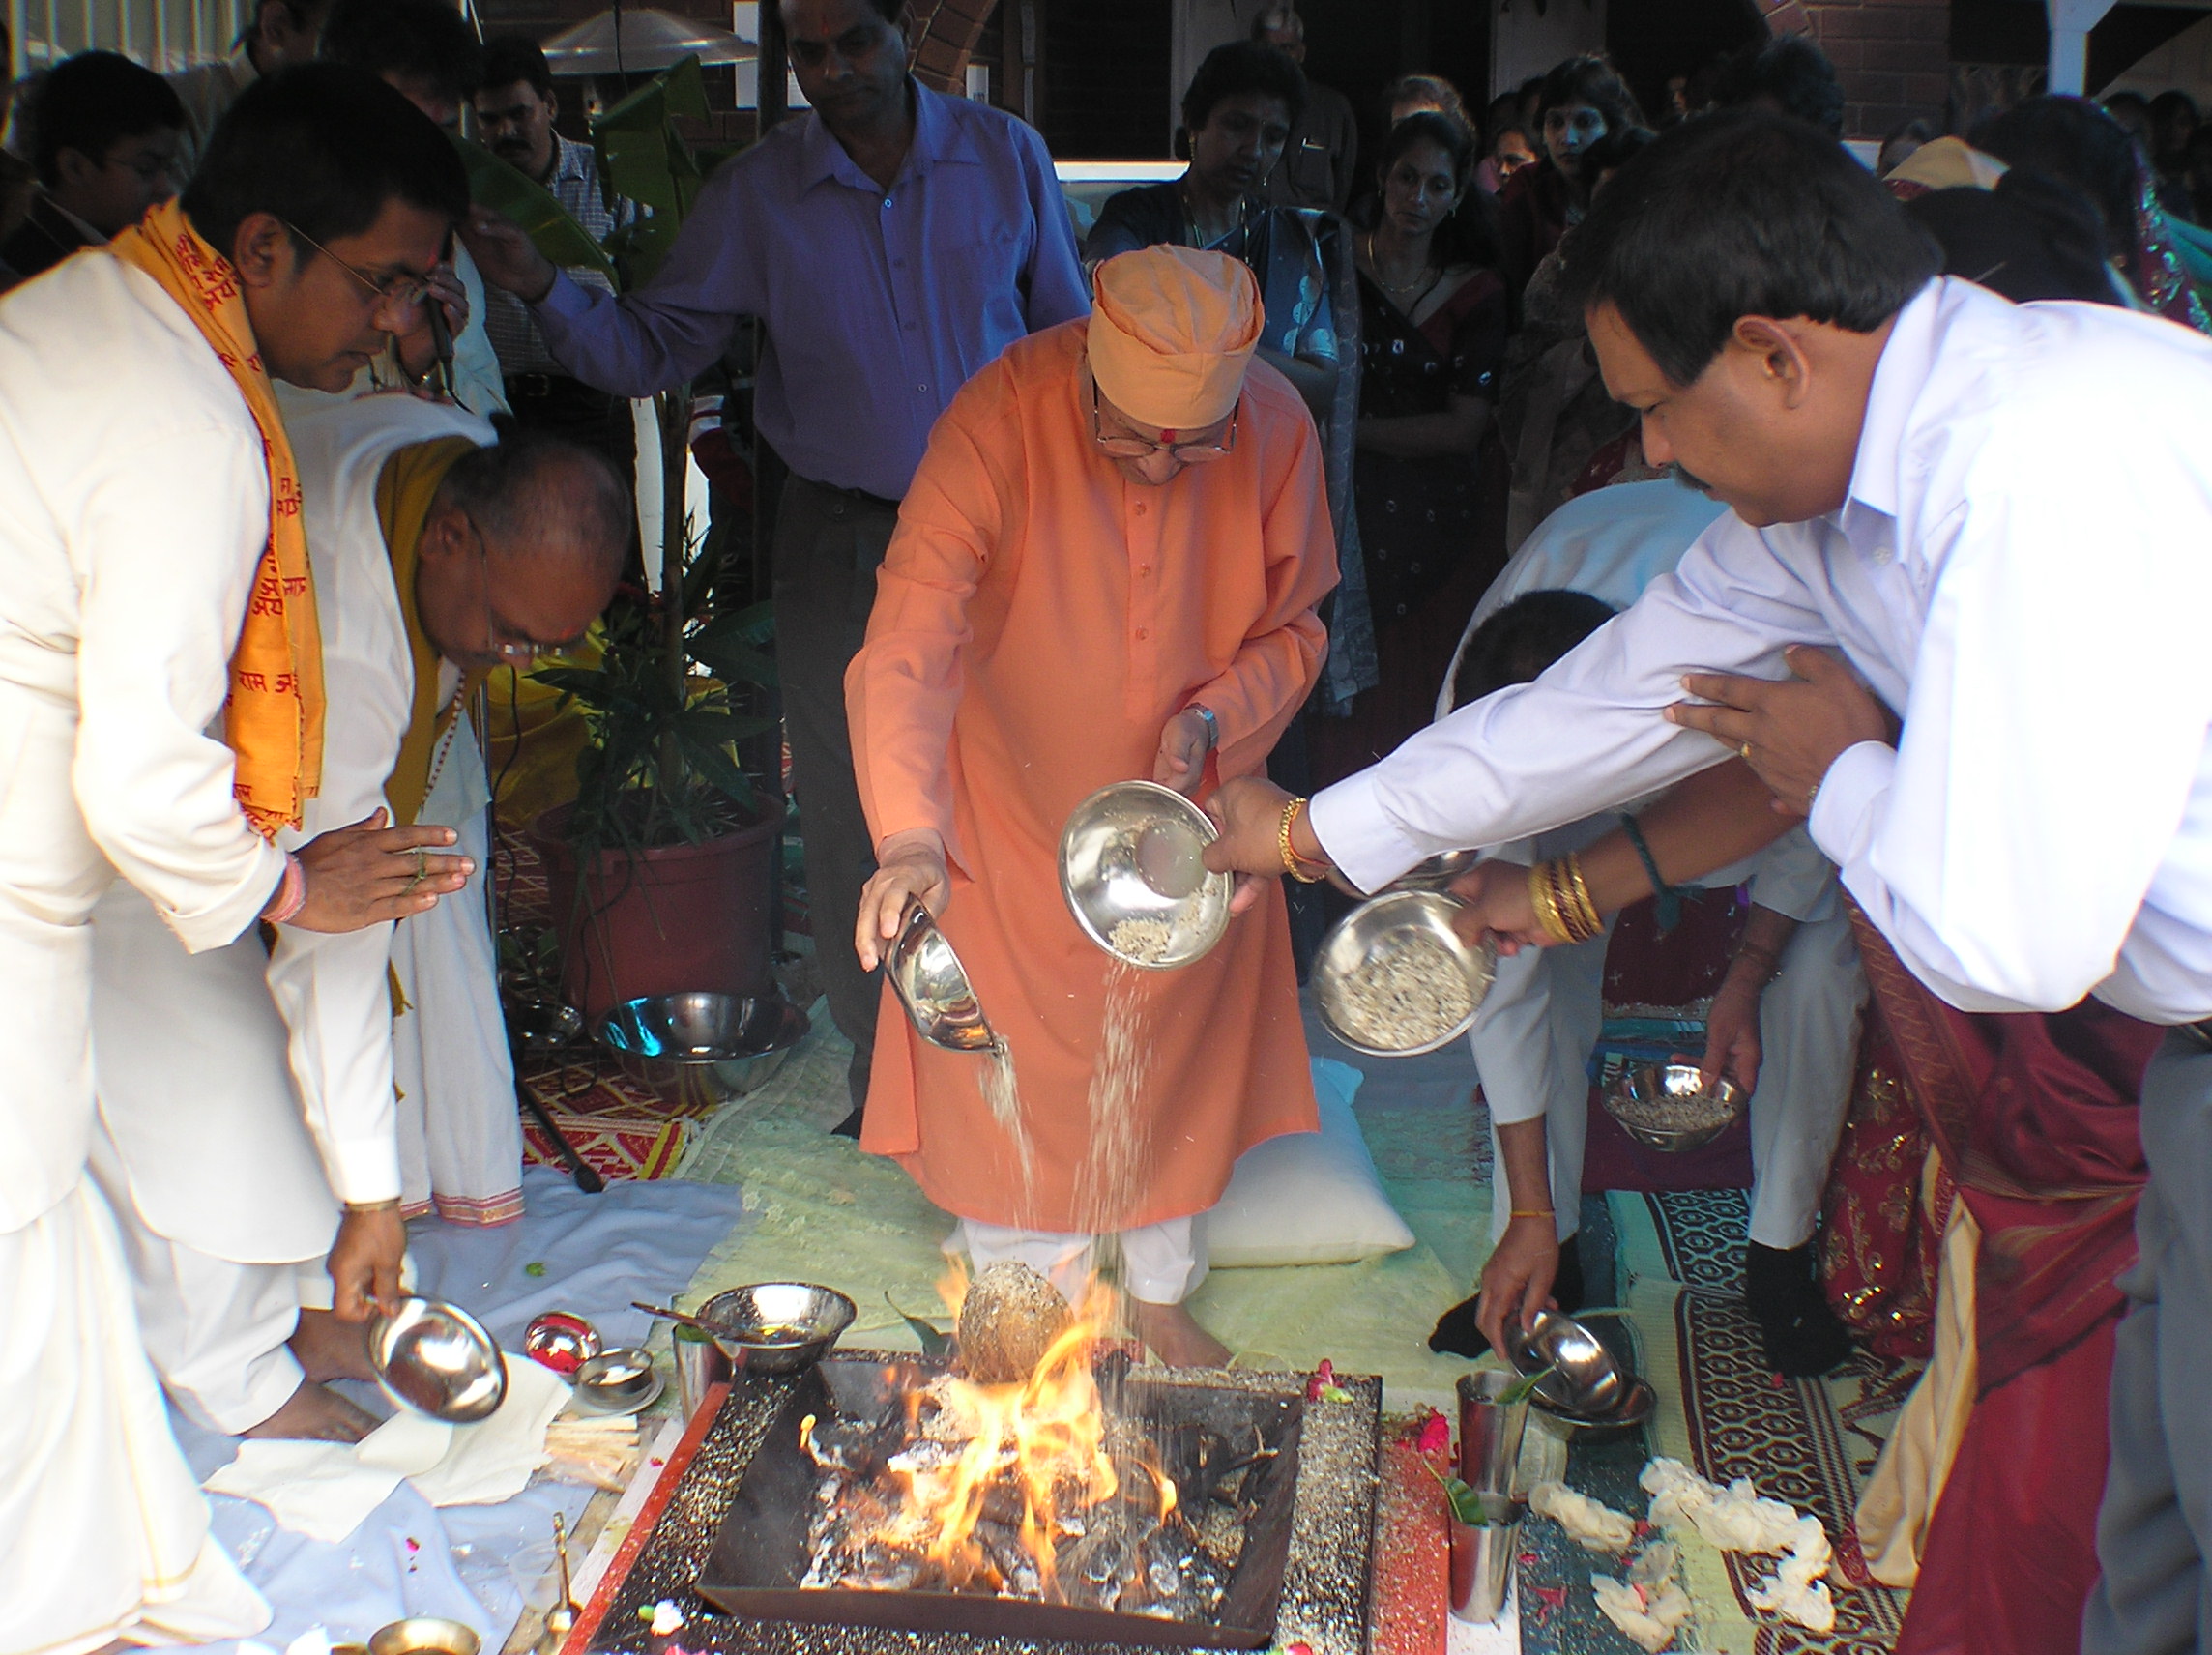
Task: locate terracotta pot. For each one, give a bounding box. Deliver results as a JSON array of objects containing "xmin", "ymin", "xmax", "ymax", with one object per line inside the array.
[{"xmin": 529, "ymin": 802, "xmax": 778, "ymax": 1024}]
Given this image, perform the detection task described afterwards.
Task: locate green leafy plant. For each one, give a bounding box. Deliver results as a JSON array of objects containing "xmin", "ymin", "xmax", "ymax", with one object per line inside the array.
[{"xmin": 1499, "ymin": 1363, "xmax": 1556, "ymax": 1406}]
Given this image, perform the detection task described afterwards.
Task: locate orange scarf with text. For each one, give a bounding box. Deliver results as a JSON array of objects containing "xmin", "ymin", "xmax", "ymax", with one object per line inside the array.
[{"xmin": 107, "ymin": 199, "xmax": 324, "ymax": 835}]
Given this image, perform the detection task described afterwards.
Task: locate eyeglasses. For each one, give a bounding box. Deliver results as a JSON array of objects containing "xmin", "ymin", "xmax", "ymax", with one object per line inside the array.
[
  {"xmin": 283, "ymin": 219, "xmax": 431, "ymax": 313},
  {"xmin": 1090, "ymin": 379, "xmax": 1239, "ymax": 464},
  {"xmin": 465, "ymin": 511, "xmax": 566, "ymax": 666}
]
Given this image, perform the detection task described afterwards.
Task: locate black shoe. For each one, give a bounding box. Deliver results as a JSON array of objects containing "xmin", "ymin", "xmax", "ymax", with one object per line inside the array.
[
  {"xmin": 1429, "ymin": 1241, "xmax": 1586, "ymax": 1357},
  {"xmin": 831, "ymin": 1105, "xmax": 864, "ymax": 1140},
  {"xmin": 1744, "ymin": 1240, "xmax": 1854, "ymax": 1378}
]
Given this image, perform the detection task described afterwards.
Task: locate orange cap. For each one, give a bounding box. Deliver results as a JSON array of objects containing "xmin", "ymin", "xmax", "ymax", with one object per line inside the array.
[{"xmin": 1087, "ymin": 246, "xmax": 1263, "ymax": 431}]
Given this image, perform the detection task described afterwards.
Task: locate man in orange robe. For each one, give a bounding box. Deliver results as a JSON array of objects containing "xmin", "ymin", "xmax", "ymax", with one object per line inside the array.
[{"xmin": 847, "ymin": 247, "xmax": 1335, "ymax": 1365}]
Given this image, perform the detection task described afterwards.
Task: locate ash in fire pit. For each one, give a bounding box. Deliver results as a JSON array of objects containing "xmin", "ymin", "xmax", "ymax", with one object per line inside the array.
[{"xmin": 698, "ymin": 1355, "xmax": 1308, "ymax": 1649}]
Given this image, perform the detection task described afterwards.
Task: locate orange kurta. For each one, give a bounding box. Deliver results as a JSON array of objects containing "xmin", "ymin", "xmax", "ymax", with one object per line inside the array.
[{"xmin": 846, "ymin": 317, "xmax": 1337, "ymax": 1234}]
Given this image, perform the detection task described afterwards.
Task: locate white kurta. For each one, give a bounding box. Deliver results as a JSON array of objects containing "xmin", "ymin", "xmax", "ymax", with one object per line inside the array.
[
  {"xmin": 1315, "ymin": 278, "xmax": 2212, "ymax": 1027},
  {"xmin": 0, "ymin": 254, "xmax": 276, "ymax": 1646}
]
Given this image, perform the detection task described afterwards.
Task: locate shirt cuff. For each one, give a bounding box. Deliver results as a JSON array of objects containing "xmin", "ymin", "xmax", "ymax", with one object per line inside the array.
[
  {"xmin": 1807, "ymin": 740, "xmax": 1896, "ymax": 872},
  {"xmin": 169, "ymin": 840, "xmax": 293, "ymax": 954},
  {"xmin": 533, "ymin": 269, "xmax": 590, "ymax": 320},
  {"xmin": 1307, "ymin": 770, "xmax": 1425, "ymax": 896},
  {"xmin": 324, "ymin": 1137, "xmax": 404, "ymax": 1208}
]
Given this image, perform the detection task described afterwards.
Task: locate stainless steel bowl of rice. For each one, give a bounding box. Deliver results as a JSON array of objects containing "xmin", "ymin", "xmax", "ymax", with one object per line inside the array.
[
  {"xmin": 1059, "ymin": 780, "xmax": 1234, "ymax": 971},
  {"xmin": 1312, "ymin": 890, "xmax": 1496, "ymax": 1057}
]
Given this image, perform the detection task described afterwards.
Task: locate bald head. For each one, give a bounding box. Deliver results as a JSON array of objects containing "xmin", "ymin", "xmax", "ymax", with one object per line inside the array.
[{"xmin": 415, "ymin": 432, "xmax": 629, "ymax": 669}]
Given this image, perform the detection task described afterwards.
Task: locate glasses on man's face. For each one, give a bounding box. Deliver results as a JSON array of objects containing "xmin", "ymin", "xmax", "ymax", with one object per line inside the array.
[
  {"xmin": 283, "ymin": 219, "xmax": 431, "ymax": 314},
  {"xmin": 1090, "ymin": 379, "xmax": 1238, "ymax": 464},
  {"xmin": 465, "ymin": 512, "xmax": 562, "ymax": 666}
]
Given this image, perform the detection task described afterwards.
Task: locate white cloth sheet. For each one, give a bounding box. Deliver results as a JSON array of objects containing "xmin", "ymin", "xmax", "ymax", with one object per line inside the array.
[
  {"xmin": 958, "ymin": 1216, "xmax": 1208, "ymax": 1306},
  {"xmin": 1314, "ymin": 279, "xmax": 2212, "ymax": 1025}
]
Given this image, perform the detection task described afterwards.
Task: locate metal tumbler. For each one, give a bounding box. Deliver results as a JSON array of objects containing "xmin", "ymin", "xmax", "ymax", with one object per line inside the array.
[
  {"xmin": 1456, "ymin": 1368, "xmax": 1530, "ymax": 1496},
  {"xmin": 672, "ymin": 1323, "xmax": 731, "ymax": 1420},
  {"xmin": 1447, "ymin": 1493, "xmax": 1524, "ymax": 1625}
]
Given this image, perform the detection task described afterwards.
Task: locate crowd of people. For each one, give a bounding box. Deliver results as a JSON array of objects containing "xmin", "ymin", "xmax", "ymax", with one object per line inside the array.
[{"xmin": 4, "ymin": 0, "xmax": 2212, "ymax": 1649}]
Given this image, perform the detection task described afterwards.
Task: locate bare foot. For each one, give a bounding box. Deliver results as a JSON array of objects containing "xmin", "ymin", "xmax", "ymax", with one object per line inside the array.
[
  {"xmin": 289, "ymin": 1306, "xmax": 377, "ymax": 1382},
  {"xmin": 1127, "ymin": 1299, "xmax": 1233, "ymax": 1368},
  {"xmin": 244, "ymin": 1379, "xmax": 381, "ymax": 1443}
]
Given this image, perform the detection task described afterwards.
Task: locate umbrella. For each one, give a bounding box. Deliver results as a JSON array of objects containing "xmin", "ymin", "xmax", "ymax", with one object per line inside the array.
[{"xmin": 539, "ymin": 6, "xmax": 759, "ymax": 73}]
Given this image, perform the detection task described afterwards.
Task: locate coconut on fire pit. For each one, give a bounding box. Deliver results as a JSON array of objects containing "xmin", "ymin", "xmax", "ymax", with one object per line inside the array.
[{"xmin": 956, "ymin": 1261, "xmax": 1072, "ymax": 1385}]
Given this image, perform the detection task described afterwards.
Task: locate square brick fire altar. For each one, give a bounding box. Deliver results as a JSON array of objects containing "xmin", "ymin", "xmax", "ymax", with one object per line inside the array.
[{"xmin": 588, "ymin": 1352, "xmax": 1384, "ymax": 1655}]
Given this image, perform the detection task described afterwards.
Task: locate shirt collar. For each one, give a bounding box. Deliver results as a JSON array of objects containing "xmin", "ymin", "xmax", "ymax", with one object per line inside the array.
[
  {"xmin": 1841, "ymin": 277, "xmax": 1944, "ymax": 527},
  {"xmin": 547, "ymin": 131, "xmax": 596, "ymax": 188},
  {"xmin": 795, "ymin": 78, "xmax": 979, "ymax": 193}
]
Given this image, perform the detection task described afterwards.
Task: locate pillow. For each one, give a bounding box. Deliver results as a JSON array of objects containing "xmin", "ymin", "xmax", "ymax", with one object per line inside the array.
[{"xmin": 1206, "ymin": 1059, "xmax": 1417, "ymax": 1267}]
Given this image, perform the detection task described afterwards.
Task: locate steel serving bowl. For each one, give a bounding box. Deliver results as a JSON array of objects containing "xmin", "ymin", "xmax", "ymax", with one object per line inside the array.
[
  {"xmin": 597, "ymin": 990, "xmax": 811, "ymax": 1104},
  {"xmin": 1311, "ymin": 889, "xmax": 1496, "ymax": 1057},
  {"xmin": 367, "ymin": 1296, "xmax": 508, "ymax": 1424},
  {"xmin": 694, "ymin": 1282, "xmax": 857, "ymax": 1374},
  {"xmin": 1533, "ymin": 1376, "xmax": 1658, "ymax": 1444},
  {"xmin": 1385, "ymin": 848, "xmax": 1482, "ymax": 892},
  {"xmin": 1502, "ymin": 1307, "xmax": 1627, "ymax": 1419},
  {"xmin": 1059, "ymin": 780, "xmax": 1234, "ymax": 972},
  {"xmin": 571, "ymin": 1347, "xmax": 662, "ymax": 1413},
  {"xmin": 886, "ymin": 903, "xmax": 999, "ymax": 1053},
  {"xmin": 1606, "ymin": 1060, "xmax": 1749, "ymax": 1153},
  {"xmin": 522, "ymin": 1310, "xmax": 601, "ymax": 1377},
  {"xmin": 367, "ymin": 1620, "xmax": 480, "ymax": 1655}
]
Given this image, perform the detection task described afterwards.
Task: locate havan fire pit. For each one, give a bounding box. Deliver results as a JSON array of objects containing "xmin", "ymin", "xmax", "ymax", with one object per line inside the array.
[{"xmin": 594, "ymin": 1352, "xmax": 1383, "ymax": 1655}]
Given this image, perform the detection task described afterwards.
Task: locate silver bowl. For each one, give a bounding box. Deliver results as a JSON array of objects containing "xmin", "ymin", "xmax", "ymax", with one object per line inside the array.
[
  {"xmin": 368, "ymin": 1619, "xmax": 480, "ymax": 1655},
  {"xmin": 597, "ymin": 991, "xmax": 811, "ymax": 1104},
  {"xmin": 571, "ymin": 1347, "xmax": 662, "ymax": 1414},
  {"xmin": 1385, "ymin": 848, "xmax": 1482, "ymax": 891},
  {"xmin": 369, "ymin": 1297, "xmax": 508, "ymax": 1423},
  {"xmin": 1502, "ymin": 1307, "xmax": 1627, "ymax": 1418},
  {"xmin": 1534, "ymin": 1376, "xmax": 1657, "ymax": 1443},
  {"xmin": 522, "ymin": 1310, "xmax": 600, "ymax": 1377},
  {"xmin": 1059, "ymin": 780, "xmax": 1234, "ymax": 971},
  {"xmin": 504, "ymin": 993, "xmax": 583, "ymax": 1052},
  {"xmin": 1312, "ymin": 890, "xmax": 1496, "ymax": 1057},
  {"xmin": 886, "ymin": 903, "xmax": 999, "ymax": 1054},
  {"xmin": 694, "ymin": 1282, "xmax": 857, "ymax": 1374},
  {"xmin": 1606, "ymin": 1060, "xmax": 1748, "ymax": 1153}
]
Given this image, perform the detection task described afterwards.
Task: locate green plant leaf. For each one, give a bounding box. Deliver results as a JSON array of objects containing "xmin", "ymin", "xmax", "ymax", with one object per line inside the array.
[
  {"xmin": 1499, "ymin": 1364, "xmax": 1557, "ymax": 1407},
  {"xmin": 690, "ymin": 632, "xmax": 779, "ymax": 689},
  {"xmin": 451, "ymin": 135, "xmax": 616, "ymax": 280},
  {"xmin": 1423, "ymin": 1462, "xmax": 1500, "ymax": 1526},
  {"xmin": 885, "ymin": 1293, "xmax": 955, "ymax": 1363}
]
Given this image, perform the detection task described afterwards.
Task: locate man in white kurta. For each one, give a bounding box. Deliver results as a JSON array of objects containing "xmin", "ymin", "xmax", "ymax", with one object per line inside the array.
[
  {"xmin": 0, "ymin": 65, "xmax": 480, "ymax": 1648},
  {"xmin": 1205, "ymin": 113, "xmax": 2212, "ymax": 1655}
]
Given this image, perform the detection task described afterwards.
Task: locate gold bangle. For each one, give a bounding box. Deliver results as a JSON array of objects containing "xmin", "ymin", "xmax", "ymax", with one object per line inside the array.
[
  {"xmin": 1543, "ymin": 858, "xmax": 1594, "ymax": 945},
  {"xmin": 342, "ymin": 1199, "xmax": 402, "ymax": 1215},
  {"xmin": 1560, "ymin": 854, "xmax": 1603, "ymax": 941},
  {"xmin": 1526, "ymin": 861, "xmax": 1574, "ymax": 944},
  {"xmin": 1278, "ymin": 798, "xmax": 1325, "ymax": 884},
  {"xmin": 1508, "ymin": 1207, "xmax": 1556, "ymax": 1220}
]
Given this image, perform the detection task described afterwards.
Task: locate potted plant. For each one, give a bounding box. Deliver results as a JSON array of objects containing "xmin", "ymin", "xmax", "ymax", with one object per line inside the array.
[{"xmin": 466, "ymin": 59, "xmax": 779, "ymax": 1021}]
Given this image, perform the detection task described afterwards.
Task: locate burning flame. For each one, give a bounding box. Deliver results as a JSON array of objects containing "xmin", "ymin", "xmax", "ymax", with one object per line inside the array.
[{"xmin": 870, "ymin": 1274, "xmax": 1151, "ymax": 1599}]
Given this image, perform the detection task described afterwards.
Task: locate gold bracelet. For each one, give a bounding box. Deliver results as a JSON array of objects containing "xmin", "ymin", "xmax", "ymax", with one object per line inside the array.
[
  {"xmin": 1508, "ymin": 1207, "xmax": 1556, "ymax": 1220},
  {"xmin": 1560, "ymin": 854, "xmax": 1604, "ymax": 941},
  {"xmin": 342, "ymin": 1199, "xmax": 402, "ymax": 1215},
  {"xmin": 1543, "ymin": 858, "xmax": 1595, "ymax": 945},
  {"xmin": 1278, "ymin": 798, "xmax": 1325, "ymax": 884},
  {"xmin": 1526, "ymin": 861, "xmax": 1575, "ymax": 944}
]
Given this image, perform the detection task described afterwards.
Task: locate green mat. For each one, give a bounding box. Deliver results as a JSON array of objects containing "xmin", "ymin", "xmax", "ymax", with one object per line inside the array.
[{"xmin": 677, "ymin": 1008, "xmax": 1491, "ymax": 1408}]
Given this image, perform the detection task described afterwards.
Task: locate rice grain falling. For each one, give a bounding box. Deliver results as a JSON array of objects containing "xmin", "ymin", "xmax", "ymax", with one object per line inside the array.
[
  {"xmin": 978, "ymin": 1040, "xmax": 1035, "ymax": 1187},
  {"xmin": 1107, "ymin": 916, "xmax": 1176, "ymax": 965},
  {"xmin": 1335, "ymin": 930, "xmax": 1474, "ymax": 1050},
  {"xmin": 1075, "ymin": 962, "xmax": 1154, "ymax": 1238}
]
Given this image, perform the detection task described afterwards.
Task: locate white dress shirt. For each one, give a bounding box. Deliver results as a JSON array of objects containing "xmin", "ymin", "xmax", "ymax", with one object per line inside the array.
[{"xmin": 1313, "ymin": 277, "xmax": 2212, "ymax": 1024}]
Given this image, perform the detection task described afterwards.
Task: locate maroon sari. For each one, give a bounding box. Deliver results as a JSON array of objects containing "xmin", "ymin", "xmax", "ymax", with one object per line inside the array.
[{"xmin": 1830, "ymin": 915, "xmax": 2157, "ymax": 1655}]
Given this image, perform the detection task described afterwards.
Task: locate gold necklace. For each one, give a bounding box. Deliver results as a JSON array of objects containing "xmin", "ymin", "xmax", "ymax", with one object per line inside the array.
[{"xmin": 1365, "ymin": 228, "xmax": 1436, "ymax": 297}]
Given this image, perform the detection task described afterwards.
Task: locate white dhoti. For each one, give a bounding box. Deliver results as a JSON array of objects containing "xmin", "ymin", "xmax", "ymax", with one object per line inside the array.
[{"xmin": 955, "ymin": 1217, "xmax": 1208, "ymax": 1306}]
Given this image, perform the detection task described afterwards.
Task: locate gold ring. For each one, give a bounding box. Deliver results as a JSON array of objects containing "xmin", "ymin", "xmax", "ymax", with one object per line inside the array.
[{"xmin": 1738, "ymin": 740, "xmax": 1754, "ymax": 762}]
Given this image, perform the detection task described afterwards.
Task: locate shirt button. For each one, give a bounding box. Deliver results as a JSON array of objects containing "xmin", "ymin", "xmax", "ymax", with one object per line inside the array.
[
  {"xmin": 883, "ymin": 197, "xmax": 893, "ymax": 210},
  {"xmin": 1138, "ymin": 565, "xmax": 1152, "ymax": 576},
  {"xmin": 1132, "ymin": 503, "xmax": 1147, "ymax": 516},
  {"xmin": 915, "ymin": 383, "xmax": 926, "ymax": 392},
  {"xmin": 1135, "ymin": 627, "xmax": 1150, "ymax": 640}
]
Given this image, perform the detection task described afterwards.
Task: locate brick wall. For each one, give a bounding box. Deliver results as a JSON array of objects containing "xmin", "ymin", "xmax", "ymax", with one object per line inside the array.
[{"xmin": 1759, "ymin": 0, "xmax": 1950, "ymax": 139}]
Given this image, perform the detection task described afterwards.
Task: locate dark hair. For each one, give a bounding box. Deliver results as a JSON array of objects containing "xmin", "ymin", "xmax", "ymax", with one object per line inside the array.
[
  {"xmin": 1587, "ymin": 123, "xmax": 1655, "ymax": 178},
  {"xmin": 1710, "ymin": 36, "xmax": 1845, "ymax": 136},
  {"xmin": 180, "ymin": 63, "xmax": 469, "ymax": 259},
  {"xmin": 479, "ymin": 34, "xmax": 554, "ymax": 100},
  {"xmin": 1557, "ymin": 111, "xmax": 1942, "ymax": 387},
  {"xmin": 1902, "ymin": 171, "xmax": 2114, "ymax": 305},
  {"xmin": 1536, "ymin": 55, "xmax": 1644, "ymax": 136},
  {"xmin": 1375, "ymin": 111, "xmax": 1499, "ymax": 269},
  {"xmin": 27, "ymin": 50, "xmax": 185, "ymax": 188},
  {"xmin": 1453, "ymin": 589, "xmax": 1617, "ymax": 706},
  {"xmin": 1481, "ymin": 91, "xmax": 1520, "ymax": 144},
  {"xmin": 1181, "ymin": 40, "xmax": 1305, "ymax": 134},
  {"xmin": 439, "ymin": 430, "xmax": 629, "ymax": 577},
  {"xmin": 1972, "ymin": 96, "xmax": 2139, "ymax": 269},
  {"xmin": 1383, "ymin": 72, "xmax": 1466, "ymax": 128},
  {"xmin": 320, "ymin": 0, "xmax": 484, "ymax": 105}
]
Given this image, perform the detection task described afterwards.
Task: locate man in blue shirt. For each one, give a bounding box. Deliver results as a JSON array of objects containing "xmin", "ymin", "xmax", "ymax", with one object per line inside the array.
[{"xmin": 464, "ymin": 0, "xmax": 1088, "ymax": 1125}]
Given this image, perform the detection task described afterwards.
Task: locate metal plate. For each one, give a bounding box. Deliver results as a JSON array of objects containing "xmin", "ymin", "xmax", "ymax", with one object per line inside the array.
[
  {"xmin": 1060, "ymin": 781, "xmax": 1234, "ymax": 972},
  {"xmin": 1311, "ymin": 890, "xmax": 1495, "ymax": 1057}
]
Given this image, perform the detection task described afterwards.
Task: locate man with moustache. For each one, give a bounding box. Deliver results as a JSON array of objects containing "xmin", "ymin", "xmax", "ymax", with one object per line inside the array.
[{"xmin": 471, "ymin": 35, "xmax": 640, "ymax": 471}]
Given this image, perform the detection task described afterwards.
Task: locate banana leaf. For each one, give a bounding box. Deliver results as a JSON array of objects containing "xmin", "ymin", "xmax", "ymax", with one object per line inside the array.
[
  {"xmin": 451, "ymin": 134, "xmax": 617, "ymax": 281},
  {"xmin": 596, "ymin": 53, "xmax": 710, "ymax": 131}
]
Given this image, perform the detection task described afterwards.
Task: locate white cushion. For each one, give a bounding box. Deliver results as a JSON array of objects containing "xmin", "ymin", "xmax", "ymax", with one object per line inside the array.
[{"xmin": 1205, "ymin": 1059, "xmax": 1417, "ymax": 1267}]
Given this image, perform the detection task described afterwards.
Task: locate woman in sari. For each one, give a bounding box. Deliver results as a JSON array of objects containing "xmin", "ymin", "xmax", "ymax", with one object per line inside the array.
[{"xmin": 1311, "ymin": 111, "xmax": 1507, "ymax": 773}]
